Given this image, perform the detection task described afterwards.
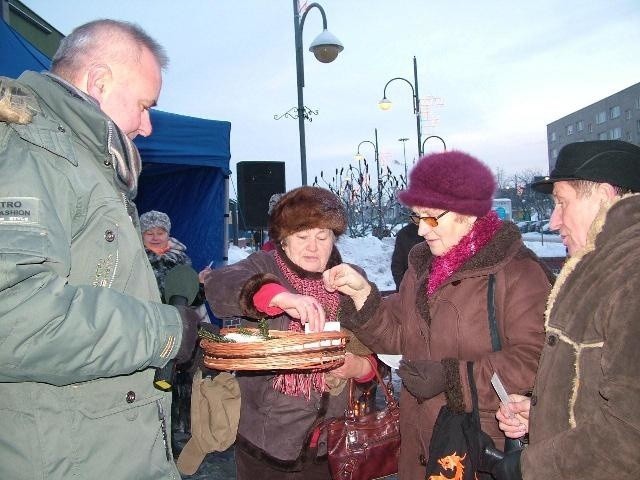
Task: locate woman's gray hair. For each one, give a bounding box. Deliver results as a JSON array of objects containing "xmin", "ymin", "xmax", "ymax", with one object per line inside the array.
[{"xmin": 51, "ymin": 19, "xmax": 169, "ymax": 80}]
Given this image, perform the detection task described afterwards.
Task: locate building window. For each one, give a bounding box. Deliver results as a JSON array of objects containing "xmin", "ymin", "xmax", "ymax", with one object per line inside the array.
[
  {"xmin": 610, "ymin": 106, "xmax": 621, "ymax": 119},
  {"xmin": 551, "ymin": 148, "xmax": 558, "ymax": 160},
  {"xmin": 610, "ymin": 127, "xmax": 622, "ymax": 140},
  {"xmin": 626, "ymin": 109, "xmax": 632, "ymax": 121},
  {"xmin": 576, "ymin": 120, "xmax": 584, "ymax": 132},
  {"xmin": 550, "ymin": 131, "xmax": 557, "ymax": 142},
  {"xmin": 598, "ymin": 132, "xmax": 608, "ymax": 140},
  {"xmin": 637, "ymin": 119, "xmax": 640, "ymax": 132},
  {"xmin": 566, "ymin": 124, "xmax": 574, "ymax": 136},
  {"xmin": 626, "ymin": 131, "xmax": 633, "ymax": 141},
  {"xmin": 588, "ymin": 123, "xmax": 593, "ymax": 133},
  {"xmin": 636, "ymin": 96, "xmax": 640, "ymax": 109},
  {"xmin": 596, "ymin": 111, "xmax": 606, "ymax": 124}
]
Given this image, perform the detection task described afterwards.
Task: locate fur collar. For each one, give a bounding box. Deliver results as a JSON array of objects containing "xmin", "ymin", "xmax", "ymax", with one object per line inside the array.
[
  {"xmin": 544, "ymin": 193, "xmax": 639, "ymax": 329},
  {"xmin": 408, "ymin": 220, "xmax": 524, "ymax": 282}
]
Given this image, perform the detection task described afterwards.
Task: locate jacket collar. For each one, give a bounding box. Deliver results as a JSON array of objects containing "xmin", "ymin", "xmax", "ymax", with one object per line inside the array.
[
  {"xmin": 544, "ymin": 193, "xmax": 639, "ymax": 328},
  {"xmin": 16, "ymin": 71, "xmax": 110, "ymax": 161},
  {"xmin": 15, "ymin": 71, "xmax": 141, "ymax": 197},
  {"xmin": 408, "ymin": 220, "xmax": 524, "ymax": 283}
]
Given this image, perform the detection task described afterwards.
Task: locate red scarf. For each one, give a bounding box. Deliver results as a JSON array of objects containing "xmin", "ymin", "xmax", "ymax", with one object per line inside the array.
[
  {"xmin": 428, "ymin": 211, "xmax": 502, "ymax": 295},
  {"xmin": 272, "ymin": 250, "xmax": 341, "ymax": 399}
]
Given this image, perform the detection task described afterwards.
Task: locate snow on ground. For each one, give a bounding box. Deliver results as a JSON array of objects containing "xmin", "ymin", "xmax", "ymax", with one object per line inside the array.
[{"xmin": 227, "ymin": 233, "xmax": 566, "ymax": 291}]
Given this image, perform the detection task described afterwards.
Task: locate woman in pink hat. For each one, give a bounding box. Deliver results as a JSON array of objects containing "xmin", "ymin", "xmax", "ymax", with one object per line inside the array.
[{"xmin": 324, "ymin": 151, "xmax": 554, "ymax": 480}]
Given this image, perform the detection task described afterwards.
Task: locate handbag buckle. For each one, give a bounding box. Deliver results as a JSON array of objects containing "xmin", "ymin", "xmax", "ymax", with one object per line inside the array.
[{"xmin": 347, "ymin": 429, "xmax": 357, "ymax": 446}]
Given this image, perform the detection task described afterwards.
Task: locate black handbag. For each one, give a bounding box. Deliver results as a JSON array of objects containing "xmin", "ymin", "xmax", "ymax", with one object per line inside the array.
[
  {"xmin": 324, "ymin": 366, "xmax": 401, "ymax": 480},
  {"xmin": 425, "ymin": 362, "xmax": 494, "ymax": 480},
  {"xmin": 425, "ymin": 274, "xmax": 514, "ymax": 479}
]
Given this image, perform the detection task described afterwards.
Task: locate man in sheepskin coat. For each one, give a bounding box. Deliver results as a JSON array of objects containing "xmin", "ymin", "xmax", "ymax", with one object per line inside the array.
[{"xmin": 491, "ymin": 140, "xmax": 640, "ymax": 480}]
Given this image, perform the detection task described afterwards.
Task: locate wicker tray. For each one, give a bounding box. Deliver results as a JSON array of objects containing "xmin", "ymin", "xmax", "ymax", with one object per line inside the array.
[{"xmin": 201, "ymin": 328, "xmax": 349, "ymax": 371}]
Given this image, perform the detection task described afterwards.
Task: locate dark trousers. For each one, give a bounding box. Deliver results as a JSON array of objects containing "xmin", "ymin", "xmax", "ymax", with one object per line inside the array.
[{"xmin": 235, "ymin": 445, "xmax": 331, "ymax": 480}]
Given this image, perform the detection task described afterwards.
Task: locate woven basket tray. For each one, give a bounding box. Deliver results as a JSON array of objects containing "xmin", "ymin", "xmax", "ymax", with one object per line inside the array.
[{"xmin": 201, "ymin": 328, "xmax": 349, "ymax": 371}]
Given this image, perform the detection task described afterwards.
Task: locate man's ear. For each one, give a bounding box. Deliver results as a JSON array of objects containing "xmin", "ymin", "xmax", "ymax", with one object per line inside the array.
[
  {"xmin": 85, "ymin": 64, "xmax": 112, "ymax": 103},
  {"xmin": 596, "ymin": 182, "xmax": 619, "ymax": 202}
]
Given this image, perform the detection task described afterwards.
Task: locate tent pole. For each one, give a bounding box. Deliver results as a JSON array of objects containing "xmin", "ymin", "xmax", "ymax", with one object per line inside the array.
[{"xmin": 223, "ymin": 174, "xmax": 230, "ymax": 265}]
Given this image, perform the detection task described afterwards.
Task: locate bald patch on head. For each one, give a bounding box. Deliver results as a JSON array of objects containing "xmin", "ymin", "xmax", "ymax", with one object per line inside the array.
[{"xmin": 52, "ymin": 19, "xmax": 168, "ymax": 84}]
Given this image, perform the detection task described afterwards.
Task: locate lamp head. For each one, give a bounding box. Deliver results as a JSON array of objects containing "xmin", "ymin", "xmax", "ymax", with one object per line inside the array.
[
  {"xmin": 354, "ymin": 153, "xmax": 365, "ymax": 162},
  {"xmin": 309, "ymin": 29, "xmax": 344, "ymax": 63},
  {"xmin": 378, "ymin": 97, "xmax": 392, "ymax": 111}
]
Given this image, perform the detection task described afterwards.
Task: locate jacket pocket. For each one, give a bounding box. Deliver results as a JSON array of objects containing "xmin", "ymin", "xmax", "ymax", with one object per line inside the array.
[
  {"xmin": 74, "ymin": 387, "xmax": 177, "ymax": 478},
  {"xmin": 0, "ymin": 223, "xmax": 50, "ymax": 346}
]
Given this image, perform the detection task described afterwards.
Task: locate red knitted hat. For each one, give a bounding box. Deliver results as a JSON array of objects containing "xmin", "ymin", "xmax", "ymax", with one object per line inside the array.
[
  {"xmin": 398, "ymin": 150, "xmax": 496, "ymax": 216},
  {"xmin": 269, "ymin": 186, "xmax": 347, "ymax": 243}
]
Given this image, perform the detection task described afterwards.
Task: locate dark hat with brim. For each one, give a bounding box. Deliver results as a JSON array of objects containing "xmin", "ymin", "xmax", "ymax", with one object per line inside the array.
[{"xmin": 532, "ymin": 140, "xmax": 640, "ymax": 194}]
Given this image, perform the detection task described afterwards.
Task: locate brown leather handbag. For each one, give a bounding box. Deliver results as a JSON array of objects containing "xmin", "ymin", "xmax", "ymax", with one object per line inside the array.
[{"xmin": 325, "ymin": 367, "xmax": 401, "ymax": 480}]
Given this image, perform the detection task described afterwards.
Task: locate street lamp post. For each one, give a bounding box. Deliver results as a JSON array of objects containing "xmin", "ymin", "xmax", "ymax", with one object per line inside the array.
[
  {"xmin": 355, "ymin": 128, "xmax": 383, "ymax": 235},
  {"xmin": 379, "ymin": 56, "xmax": 423, "ymax": 158},
  {"xmin": 398, "ymin": 137, "xmax": 409, "ymax": 184},
  {"xmin": 421, "ymin": 135, "xmax": 447, "ymax": 152},
  {"xmin": 293, "ymin": 0, "xmax": 343, "ymax": 185}
]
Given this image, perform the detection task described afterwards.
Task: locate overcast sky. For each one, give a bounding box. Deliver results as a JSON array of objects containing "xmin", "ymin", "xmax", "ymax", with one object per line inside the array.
[{"xmin": 23, "ymin": 0, "xmax": 640, "ymax": 193}]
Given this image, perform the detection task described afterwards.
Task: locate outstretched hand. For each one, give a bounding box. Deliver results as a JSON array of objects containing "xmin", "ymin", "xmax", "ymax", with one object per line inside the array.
[
  {"xmin": 270, "ymin": 291, "xmax": 326, "ymax": 332},
  {"xmin": 323, "ymin": 264, "xmax": 371, "ymax": 309}
]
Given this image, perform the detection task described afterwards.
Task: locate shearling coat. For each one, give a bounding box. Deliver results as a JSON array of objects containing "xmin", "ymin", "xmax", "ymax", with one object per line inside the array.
[
  {"xmin": 522, "ymin": 195, "xmax": 640, "ymax": 479},
  {"xmin": 343, "ymin": 222, "xmax": 553, "ymax": 480}
]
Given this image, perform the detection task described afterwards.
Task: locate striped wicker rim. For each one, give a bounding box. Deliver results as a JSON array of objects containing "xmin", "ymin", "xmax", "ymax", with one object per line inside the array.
[{"xmin": 201, "ymin": 328, "xmax": 349, "ymax": 371}]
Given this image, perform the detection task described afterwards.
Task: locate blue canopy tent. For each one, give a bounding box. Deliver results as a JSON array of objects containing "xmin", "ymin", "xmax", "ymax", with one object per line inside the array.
[
  {"xmin": 1, "ymin": 17, "xmax": 232, "ymax": 270},
  {"xmin": 134, "ymin": 111, "xmax": 231, "ymax": 270},
  {"xmin": 0, "ymin": 15, "xmax": 51, "ymax": 74}
]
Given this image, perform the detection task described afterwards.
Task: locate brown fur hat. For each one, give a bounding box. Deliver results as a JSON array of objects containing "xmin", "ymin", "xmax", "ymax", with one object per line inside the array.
[{"xmin": 268, "ymin": 186, "xmax": 347, "ymax": 243}]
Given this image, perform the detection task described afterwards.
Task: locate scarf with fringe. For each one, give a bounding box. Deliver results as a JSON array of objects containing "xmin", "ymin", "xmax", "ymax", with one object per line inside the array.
[
  {"xmin": 428, "ymin": 211, "xmax": 502, "ymax": 295},
  {"xmin": 272, "ymin": 250, "xmax": 340, "ymax": 399}
]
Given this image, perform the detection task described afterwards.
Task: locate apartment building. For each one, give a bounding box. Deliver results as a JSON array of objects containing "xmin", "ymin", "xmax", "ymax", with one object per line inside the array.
[{"xmin": 547, "ymin": 82, "xmax": 640, "ymax": 171}]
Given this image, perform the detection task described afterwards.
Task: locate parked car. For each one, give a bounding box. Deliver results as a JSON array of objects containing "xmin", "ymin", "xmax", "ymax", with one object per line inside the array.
[{"xmin": 542, "ymin": 221, "xmax": 559, "ymax": 235}]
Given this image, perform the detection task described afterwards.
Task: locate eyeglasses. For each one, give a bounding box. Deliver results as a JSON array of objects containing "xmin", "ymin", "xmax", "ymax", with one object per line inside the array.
[{"xmin": 408, "ymin": 210, "xmax": 450, "ymax": 227}]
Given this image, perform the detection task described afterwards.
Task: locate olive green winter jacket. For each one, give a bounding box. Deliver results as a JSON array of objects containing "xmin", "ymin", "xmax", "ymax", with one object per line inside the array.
[{"xmin": 0, "ymin": 72, "xmax": 184, "ymax": 479}]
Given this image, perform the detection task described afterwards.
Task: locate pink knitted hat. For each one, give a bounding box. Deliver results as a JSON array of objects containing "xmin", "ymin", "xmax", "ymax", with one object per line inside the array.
[{"xmin": 398, "ymin": 150, "xmax": 496, "ymax": 216}]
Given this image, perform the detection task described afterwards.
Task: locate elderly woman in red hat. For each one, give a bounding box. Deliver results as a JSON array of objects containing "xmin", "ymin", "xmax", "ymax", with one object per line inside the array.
[
  {"xmin": 203, "ymin": 186, "xmax": 376, "ymax": 480},
  {"xmin": 324, "ymin": 151, "xmax": 554, "ymax": 480}
]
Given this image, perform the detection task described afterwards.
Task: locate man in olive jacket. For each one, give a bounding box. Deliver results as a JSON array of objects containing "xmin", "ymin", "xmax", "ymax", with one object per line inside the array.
[
  {"xmin": 0, "ymin": 20, "xmax": 199, "ymax": 479},
  {"xmin": 491, "ymin": 140, "xmax": 640, "ymax": 479}
]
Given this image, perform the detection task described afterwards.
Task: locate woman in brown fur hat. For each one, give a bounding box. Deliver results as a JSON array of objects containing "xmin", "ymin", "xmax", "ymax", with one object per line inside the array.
[{"xmin": 203, "ymin": 186, "xmax": 376, "ymax": 480}]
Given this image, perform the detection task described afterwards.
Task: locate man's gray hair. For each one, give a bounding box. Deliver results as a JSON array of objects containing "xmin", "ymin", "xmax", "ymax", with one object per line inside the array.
[{"xmin": 51, "ymin": 19, "xmax": 168, "ymax": 80}]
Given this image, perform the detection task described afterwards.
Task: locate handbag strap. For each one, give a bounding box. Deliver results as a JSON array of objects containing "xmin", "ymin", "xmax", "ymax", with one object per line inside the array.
[
  {"xmin": 468, "ymin": 361, "xmax": 481, "ymax": 424},
  {"xmin": 465, "ymin": 274, "xmax": 497, "ymax": 423},
  {"xmin": 487, "ymin": 273, "xmax": 501, "ymax": 352},
  {"xmin": 348, "ymin": 362, "xmax": 396, "ymax": 409}
]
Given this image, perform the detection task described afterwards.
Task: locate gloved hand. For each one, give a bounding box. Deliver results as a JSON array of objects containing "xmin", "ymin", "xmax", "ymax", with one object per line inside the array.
[
  {"xmin": 476, "ymin": 431, "xmax": 500, "ymax": 473},
  {"xmin": 397, "ymin": 359, "xmax": 445, "ymax": 401},
  {"xmin": 491, "ymin": 449, "xmax": 523, "ymax": 480},
  {"xmin": 193, "ymin": 322, "xmax": 221, "ymax": 377},
  {"xmin": 175, "ymin": 306, "xmax": 201, "ymax": 364}
]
